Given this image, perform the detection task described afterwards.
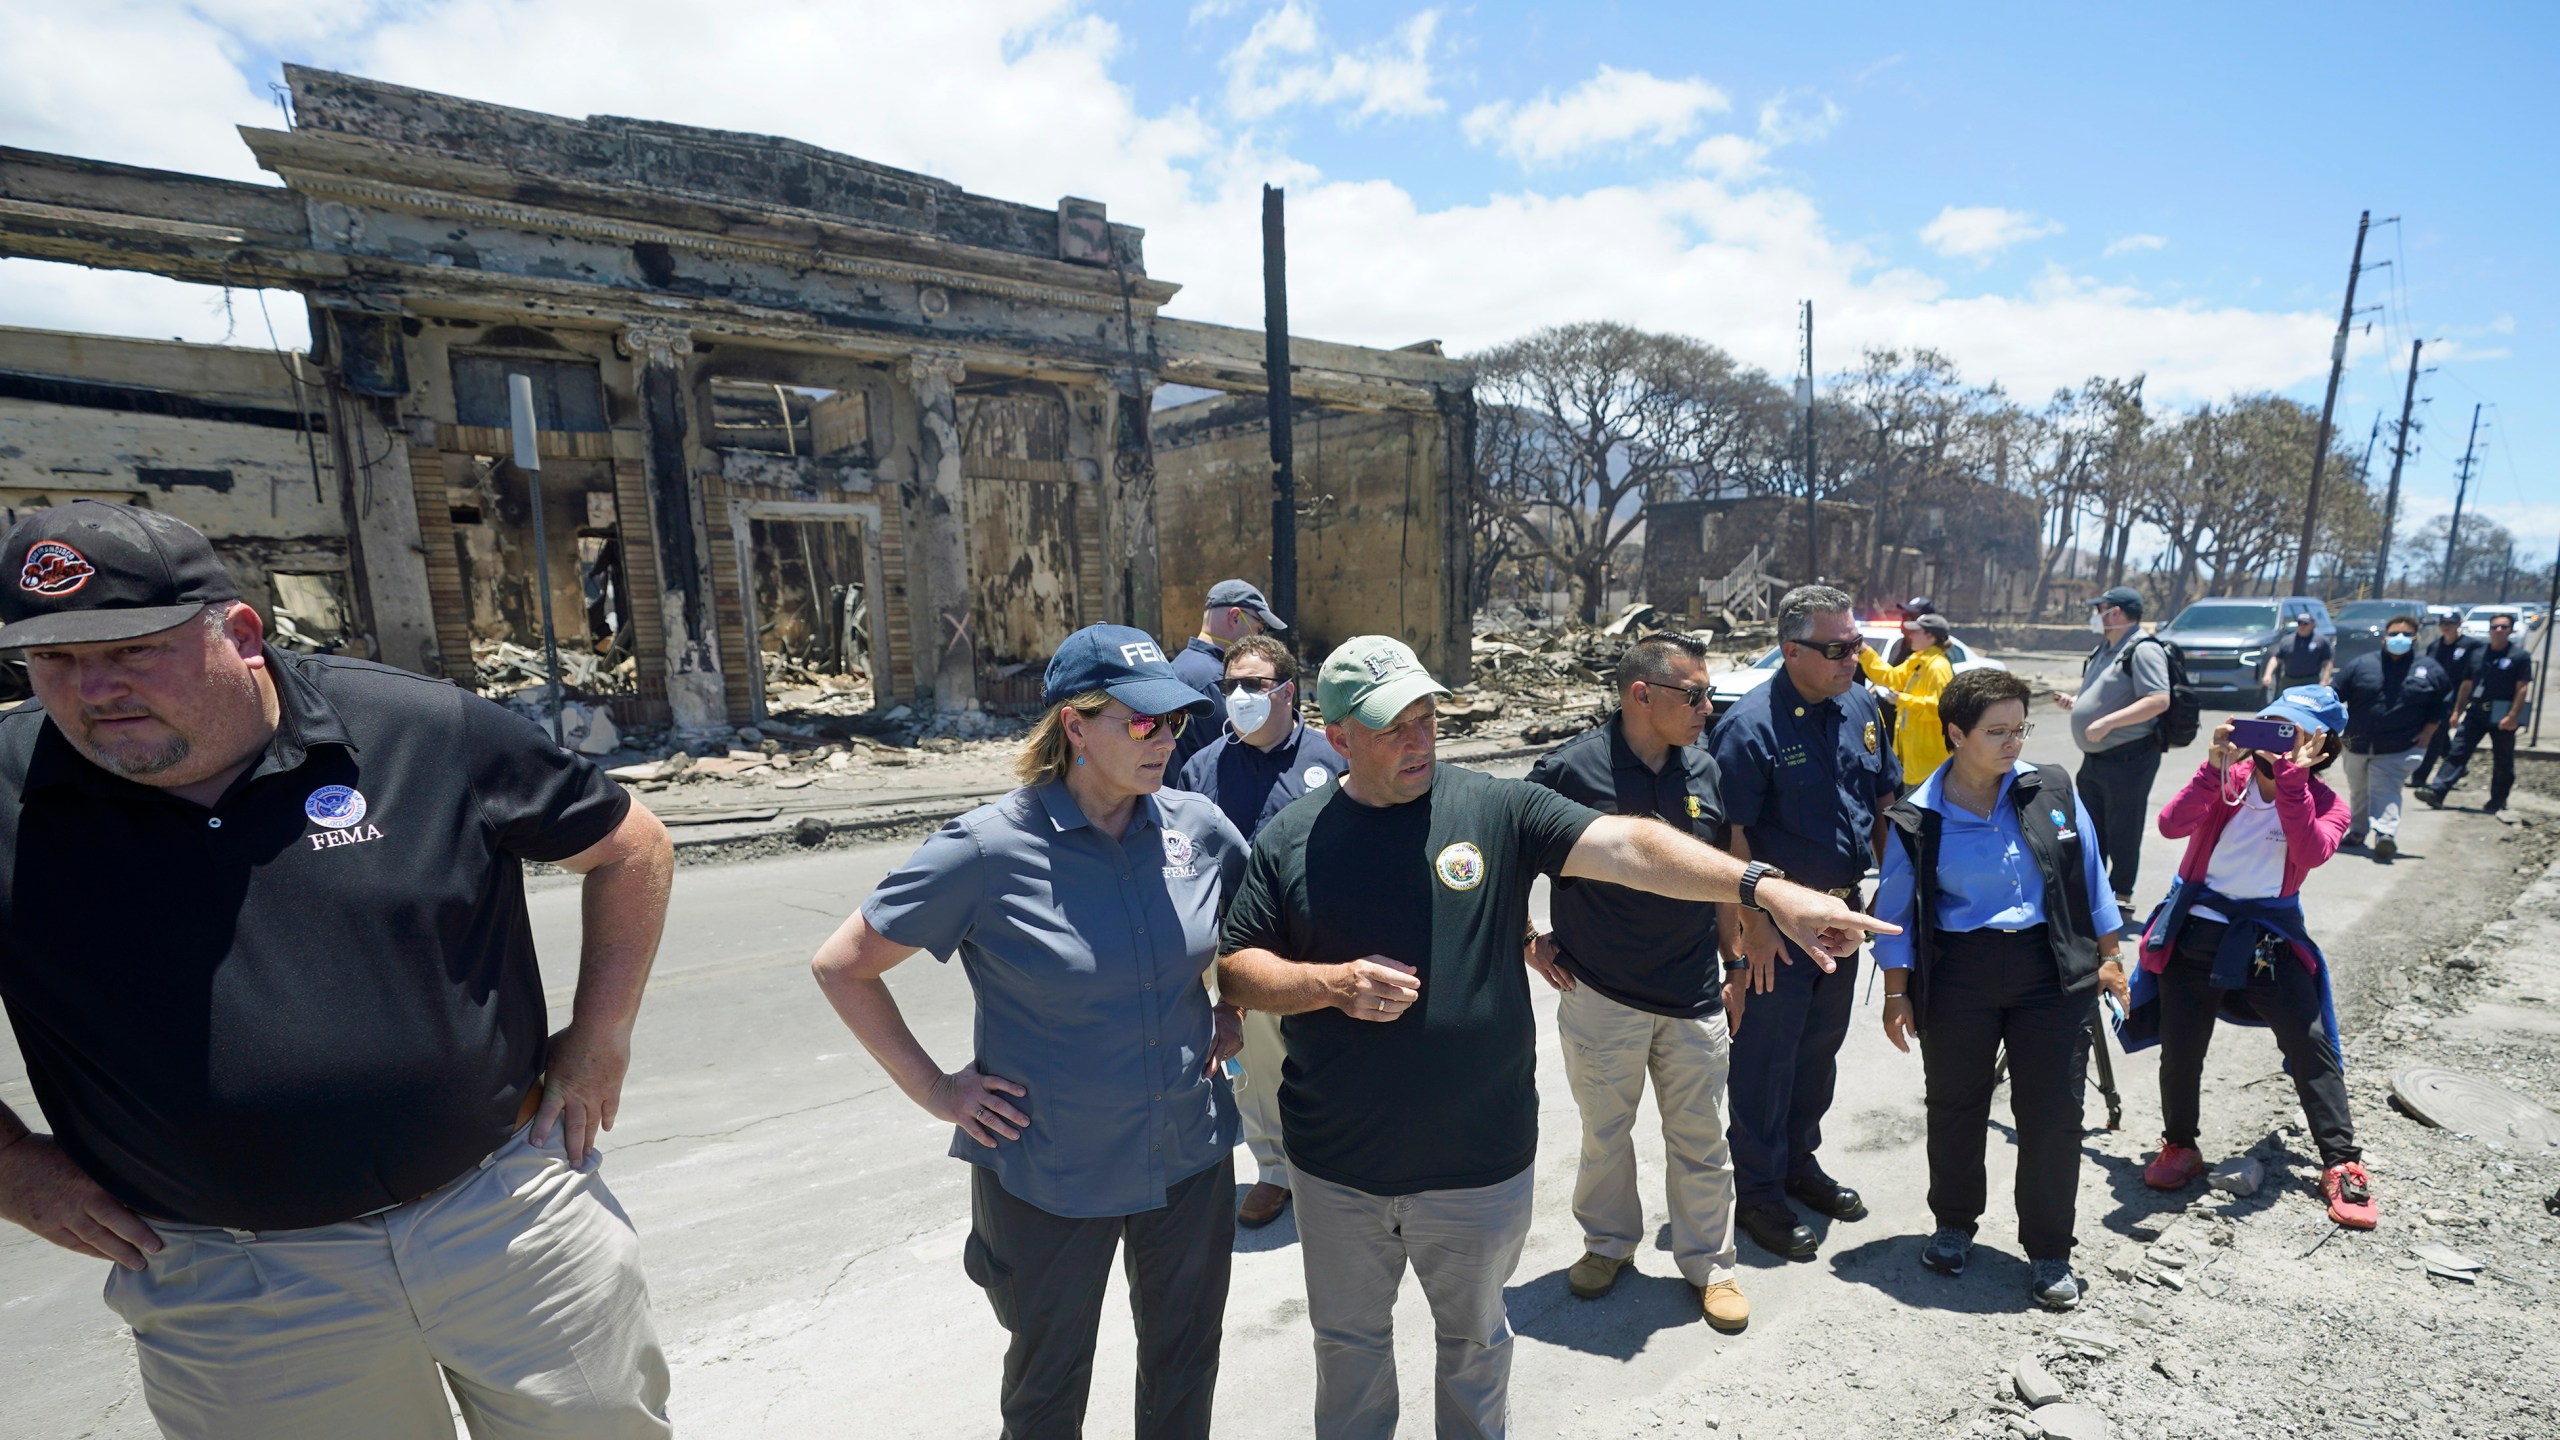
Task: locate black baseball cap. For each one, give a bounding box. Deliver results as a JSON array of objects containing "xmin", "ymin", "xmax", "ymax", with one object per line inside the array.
[
  {"xmin": 1204, "ymin": 579, "xmax": 1288, "ymax": 632},
  {"xmin": 1043, "ymin": 624, "xmax": 1216, "ymax": 715},
  {"xmin": 1901, "ymin": 595, "xmax": 1936, "ymax": 617},
  {"xmin": 0, "ymin": 501, "xmax": 241, "ymax": 649}
]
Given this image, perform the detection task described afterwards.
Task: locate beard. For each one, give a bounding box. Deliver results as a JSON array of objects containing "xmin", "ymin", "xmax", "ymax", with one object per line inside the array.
[{"xmin": 78, "ymin": 719, "xmax": 192, "ymax": 778}]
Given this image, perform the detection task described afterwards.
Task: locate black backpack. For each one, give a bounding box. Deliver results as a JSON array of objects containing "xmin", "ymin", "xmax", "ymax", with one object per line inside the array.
[{"xmin": 2107, "ymin": 633, "xmax": 2200, "ymax": 750}]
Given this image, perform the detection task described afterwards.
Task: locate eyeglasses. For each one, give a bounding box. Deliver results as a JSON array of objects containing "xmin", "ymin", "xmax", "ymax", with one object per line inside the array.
[
  {"xmin": 1110, "ymin": 708, "xmax": 1191, "ymax": 741},
  {"xmin": 1788, "ymin": 639, "xmax": 1861, "ymax": 662},
  {"xmin": 1641, "ymin": 682, "xmax": 1713, "ymax": 709},
  {"xmin": 1978, "ymin": 722, "xmax": 2034, "ymax": 744},
  {"xmin": 1214, "ymin": 675, "xmax": 1286, "ymax": 695},
  {"xmin": 2491, "ymin": 622, "xmax": 2515, "ymax": 632}
]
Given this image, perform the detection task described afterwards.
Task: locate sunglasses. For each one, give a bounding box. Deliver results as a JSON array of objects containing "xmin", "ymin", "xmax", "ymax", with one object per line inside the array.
[
  {"xmin": 1788, "ymin": 639, "xmax": 1861, "ymax": 662},
  {"xmin": 1214, "ymin": 675, "xmax": 1287, "ymax": 695},
  {"xmin": 1108, "ymin": 707, "xmax": 1192, "ymax": 741},
  {"xmin": 1641, "ymin": 682, "xmax": 1713, "ymax": 709}
]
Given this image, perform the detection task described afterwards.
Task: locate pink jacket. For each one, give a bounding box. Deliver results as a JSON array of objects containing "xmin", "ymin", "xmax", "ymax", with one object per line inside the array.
[{"xmin": 2154, "ymin": 755, "xmax": 2352, "ymax": 896}]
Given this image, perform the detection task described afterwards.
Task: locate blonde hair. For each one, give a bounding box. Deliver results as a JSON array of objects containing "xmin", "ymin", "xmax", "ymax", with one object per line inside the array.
[{"xmin": 1015, "ymin": 691, "xmax": 1114, "ymax": 786}]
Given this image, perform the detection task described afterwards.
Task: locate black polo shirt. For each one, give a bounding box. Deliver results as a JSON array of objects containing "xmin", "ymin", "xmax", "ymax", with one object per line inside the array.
[
  {"xmin": 2427, "ymin": 635, "xmax": 2483, "ymax": 689},
  {"xmin": 1710, "ymin": 668, "xmax": 1900, "ymax": 891},
  {"xmin": 2473, "ymin": 645, "xmax": 2533, "ymax": 705},
  {"xmin": 2275, "ymin": 632, "xmax": 2332, "ymax": 681},
  {"xmin": 1525, "ymin": 714, "xmax": 1726, "ymax": 1018},
  {"xmin": 0, "ymin": 649, "xmax": 630, "ymax": 1230}
]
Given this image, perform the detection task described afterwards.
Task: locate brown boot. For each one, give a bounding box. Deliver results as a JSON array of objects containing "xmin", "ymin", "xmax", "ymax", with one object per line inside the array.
[
  {"xmin": 1701, "ymin": 1279, "xmax": 1750, "ymax": 1332},
  {"xmin": 1567, "ymin": 1251, "xmax": 1630, "ymax": 1299},
  {"xmin": 1238, "ymin": 1182, "xmax": 1291, "ymax": 1228}
]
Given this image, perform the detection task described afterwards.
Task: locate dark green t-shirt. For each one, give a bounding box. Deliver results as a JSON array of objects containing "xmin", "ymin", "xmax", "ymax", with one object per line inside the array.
[{"xmin": 1220, "ymin": 763, "xmax": 1601, "ymax": 1195}]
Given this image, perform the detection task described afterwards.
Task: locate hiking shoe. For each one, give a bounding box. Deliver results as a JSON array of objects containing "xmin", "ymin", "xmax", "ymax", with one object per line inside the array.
[
  {"xmin": 1567, "ymin": 1251, "xmax": 1630, "ymax": 1299},
  {"xmin": 1701, "ymin": 1279, "xmax": 1750, "ymax": 1333},
  {"xmin": 2417, "ymin": 787, "xmax": 2446, "ymax": 809},
  {"xmin": 1920, "ymin": 1226, "xmax": 1972, "ymax": 1276},
  {"xmin": 2144, "ymin": 1142, "xmax": 2209, "ymax": 1190},
  {"xmin": 2030, "ymin": 1258, "xmax": 2083, "ymax": 1311},
  {"xmin": 2373, "ymin": 836, "xmax": 2398, "ymax": 861},
  {"xmin": 2324, "ymin": 1161, "xmax": 2379, "ymax": 1230}
]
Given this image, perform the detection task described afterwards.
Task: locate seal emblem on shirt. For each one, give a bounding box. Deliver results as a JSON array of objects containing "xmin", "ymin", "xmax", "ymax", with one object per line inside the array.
[
  {"xmin": 1686, "ymin": 794, "xmax": 1704, "ymax": 819},
  {"xmin": 1863, "ymin": 721, "xmax": 1879, "ymax": 754},
  {"xmin": 1161, "ymin": 828, "xmax": 1198, "ymax": 877},
  {"xmin": 304, "ymin": 785, "xmax": 368, "ymax": 828},
  {"xmin": 1434, "ymin": 841, "xmax": 1485, "ymax": 891},
  {"xmin": 18, "ymin": 541, "xmax": 94, "ymax": 597},
  {"xmin": 1303, "ymin": 764, "xmax": 1331, "ymax": 789}
]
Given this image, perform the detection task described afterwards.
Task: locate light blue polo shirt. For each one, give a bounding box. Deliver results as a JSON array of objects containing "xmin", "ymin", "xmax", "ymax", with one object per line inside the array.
[{"xmin": 862, "ymin": 782, "xmax": 1247, "ymax": 1217}]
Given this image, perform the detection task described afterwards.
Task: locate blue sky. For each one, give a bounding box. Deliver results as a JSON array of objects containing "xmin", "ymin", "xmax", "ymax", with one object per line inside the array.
[{"xmin": 1, "ymin": 1, "xmax": 2547, "ymax": 565}]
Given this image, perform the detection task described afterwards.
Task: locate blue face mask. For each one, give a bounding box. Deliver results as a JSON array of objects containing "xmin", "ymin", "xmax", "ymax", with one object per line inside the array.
[{"xmin": 2384, "ymin": 633, "xmax": 2414, "ymax": 656}]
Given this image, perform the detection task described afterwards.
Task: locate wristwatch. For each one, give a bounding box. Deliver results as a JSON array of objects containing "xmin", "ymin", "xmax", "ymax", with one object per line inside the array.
[{"xmin": 1738, "ymin": 861, "xmax": 1786, "ymax": 914}]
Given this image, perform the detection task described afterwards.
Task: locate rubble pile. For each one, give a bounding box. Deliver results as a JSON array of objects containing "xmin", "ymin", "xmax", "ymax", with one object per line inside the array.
[
  {"xmin": 473, "ymin": 639, "xmax": 636, "ymax": 697},
  {"xmin": 761, "ymin": 649, "xmax": 873, "ymax": 718},
  {"xmin": 1467, "ymin": 604, "xmax": 1770, "ymax": 746}
]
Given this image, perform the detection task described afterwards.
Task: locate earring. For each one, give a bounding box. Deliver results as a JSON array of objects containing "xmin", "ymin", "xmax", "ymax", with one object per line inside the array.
[{"xmin": 1075, "ymin": 753, "xmax": 1086, "ymax": 766}]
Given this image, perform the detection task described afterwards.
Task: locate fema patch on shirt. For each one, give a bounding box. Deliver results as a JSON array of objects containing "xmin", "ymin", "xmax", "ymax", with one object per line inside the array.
[
  {"xmin": 305, "ymin": 785, "xmax": 368, "ymax": 829},
  {"xmin": 2051, "ymin": 807, "xmax": 2077, "ymax": 842},
  {"xmin": 1434, "ymin": 841, "xmax": 1485, "ymax": 891},
  {"xmin": 1161, "ymin": 828, "xmax": 1199, "ymax": 878},
  {"xmin": 1303, "ymin": 764, "xmax": 1331, "ymax": 789}
]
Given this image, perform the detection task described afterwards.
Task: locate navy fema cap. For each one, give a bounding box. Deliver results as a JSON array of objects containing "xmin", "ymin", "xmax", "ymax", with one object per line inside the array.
[
  {"xmin": 1044, "ymin": 624, "xmax": 1217, "ymax": 716},
  {"xmin": 2090, "ymin": 585, "xmax": 2144, "ymax": 617},
  {"xmin": 1204, "ymin": 579, "xmax": 1288, "ymax": 632},
  {"xmin": 0, "ymin": 500, "xmax": 241, "ymax": 649}
]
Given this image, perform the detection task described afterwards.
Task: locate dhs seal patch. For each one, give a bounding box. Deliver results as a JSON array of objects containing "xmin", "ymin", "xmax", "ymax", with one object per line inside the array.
[
  {"xmin": 1434, "ymin": 842, "xmax": 1485, "ymax": 891},
  {"xmin": 1161, "ymin": 828, "xmax": 1198, "ymax": 877},
  {"xmin": 304, "ymin": 785, "xmax": 368, "ymax": 829}
]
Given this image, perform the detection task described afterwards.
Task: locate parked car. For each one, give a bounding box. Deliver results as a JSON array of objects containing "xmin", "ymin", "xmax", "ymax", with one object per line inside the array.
[
  {"xmin": 1704, "ymin": 621, "xmax": 2007, "ymax": 733},
  {"xmin": 2463, "ymin": 603, "xmax": 2544, "ymax": 645},
  {"xmin": 2332, "ymin": 598, "xmax": 2427, "ymax": 671},
  {"xmin": 2156, "ymin": 595, "xmax": 2334, "ymax": 708}
]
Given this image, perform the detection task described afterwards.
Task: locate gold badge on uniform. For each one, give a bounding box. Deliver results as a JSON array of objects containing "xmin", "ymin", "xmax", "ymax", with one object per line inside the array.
[
  {"xmin": 1686, "ymin": 795, "xmax": 1704, "ymax": 819},
  {"xmin": 1863, "ymin": 721, "xmax": 1879, "ymax": 754}
]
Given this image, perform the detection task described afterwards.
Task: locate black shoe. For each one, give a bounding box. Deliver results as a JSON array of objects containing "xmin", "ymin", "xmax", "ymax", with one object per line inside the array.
[
  {"xmin": 2483, "ymin": 801, "xmax": 2506, "ymax": 815},
  {"xmin": 1785, "ymin": 1176, "xmax": 1868, "ymax": 1221},
  {"xmin": 1738, "ymin": 1202, "xmax": 1819, "ymax": 1260},
  {"xmin": 2417, "ymin": 787, "xmax": 2446, "ymax": 809}
]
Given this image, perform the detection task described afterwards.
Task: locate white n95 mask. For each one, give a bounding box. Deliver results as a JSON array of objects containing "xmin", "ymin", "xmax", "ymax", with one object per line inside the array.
[{"xmin": 1227, "ymin": 684, "xmax": 1278, "ymax": 734}]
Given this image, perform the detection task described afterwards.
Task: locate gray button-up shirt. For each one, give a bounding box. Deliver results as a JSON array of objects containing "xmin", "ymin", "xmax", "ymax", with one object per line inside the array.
[{"xmin": 862, "ymin": 782, "xmax": 1247, "ymax": 1217}]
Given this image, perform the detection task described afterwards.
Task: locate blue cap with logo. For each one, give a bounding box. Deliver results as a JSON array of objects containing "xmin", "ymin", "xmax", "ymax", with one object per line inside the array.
[
  {"xmin": 1043, "ymin": 624, "xmax": 1217, "ymax": 715},
  {"xmin": 2260, "ymin": 684, "xmax": 2347, "ymax": 736}
]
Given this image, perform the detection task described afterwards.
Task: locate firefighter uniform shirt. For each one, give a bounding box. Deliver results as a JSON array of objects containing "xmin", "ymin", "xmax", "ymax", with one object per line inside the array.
[
  {"xmin": 0, "ymin": 649, "xmax": 631, "ymax": 1230},
  {"xmin": 1219, "ymin": 763, "xmax": 1598, "ymax": 1196}
]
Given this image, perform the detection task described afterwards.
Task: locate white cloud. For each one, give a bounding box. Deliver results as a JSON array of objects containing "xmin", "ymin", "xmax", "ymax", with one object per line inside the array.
[
  {"xmin": 1463, "ymin": 65, "xmax": 1729, "ymax": 167},
  {"xmin": 1222, "ymin": 4, "xmax": 1443, "ymax": 123},
  {"xmin": 1920, "ymin": 204, "xmax": 2065, "ymax": 260},
  {"xmin": 1685, "ymin": 134, "xmax": 1768, "ymax": 182},
  {"xmin": 2105, "ymin": 233, "xmax": 2169, "ymax": 256},
  {"xmin": 1757, "ymin": 90, "xmax": 1841, "ymax": 146},
  {"xmin": 0, "ymin": 1, "xmax": 2358, "ymax": 421}
]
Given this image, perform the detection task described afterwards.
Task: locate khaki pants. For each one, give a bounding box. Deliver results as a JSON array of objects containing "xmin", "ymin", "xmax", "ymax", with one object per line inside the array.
[
  {"xmin": 1292, "ymin": 1164, "xmax": 1534, "ymax": 1440},
  {"xmin": 104, "ymin": 1124, "xmax": 671, "ymax": 1440},
  {"xmin": 1237, "ymin": 1008, "xmax": 1290, "ymax": 1187},
  {"xmin": 2341, "ymin": 745, "xmax": 2421, "ymax": 842},
  {"xmin": 1556, "ymin": 981, "xmax": 1738, "ymax": 1287}
]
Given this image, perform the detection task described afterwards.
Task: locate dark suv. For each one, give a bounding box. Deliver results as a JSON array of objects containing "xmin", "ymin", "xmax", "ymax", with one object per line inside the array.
[{"xmin": 2156, "ymin": 595, "xmax": 2334, "ymax": 707}]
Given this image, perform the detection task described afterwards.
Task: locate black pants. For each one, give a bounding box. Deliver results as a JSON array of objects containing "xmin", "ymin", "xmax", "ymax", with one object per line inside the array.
[
  {"xmin": 2076, "ymin": 742, "xmax": 2163, "ymax": 903},
  {"xmin": 2154, "ymin": 919, "xmax": 2358, "ymax": 1166},
  {"xmin": 1919, "ymin": 928, "xmax": 2088, "ymax": 1260},
  {"xmin": 2413, "ymin": 722, "xmax": 2454, "ymax": 788},
  {"xmin": 965, "ymin": 1156, "xmax": 1234, "ymax": 1440},
  {"xmin": 2431, "ymin": 705, "xmax": 2517, "ymax": 807},
  {"xmin": 1728, "ymin": 938, "xmax": 1859, "ymax": 1208}
]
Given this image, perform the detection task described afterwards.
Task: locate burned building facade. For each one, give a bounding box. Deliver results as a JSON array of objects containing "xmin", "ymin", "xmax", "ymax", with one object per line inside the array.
[{"xmin": 0, "ymin": 68, "xmax": 1472, "ymax": 731}]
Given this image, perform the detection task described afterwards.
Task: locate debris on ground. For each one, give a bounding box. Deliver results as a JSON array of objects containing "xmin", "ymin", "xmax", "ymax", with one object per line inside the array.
[{"xmin": 1468, "ymin": 610, "xmax": 1772, "ymax": 746}]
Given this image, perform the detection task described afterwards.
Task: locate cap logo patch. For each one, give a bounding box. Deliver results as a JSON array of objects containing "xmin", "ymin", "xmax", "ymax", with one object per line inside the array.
[
  {"xmin": 1361, "ymin": 651, "xmax": 1412, "ymax": 680},
  {"xmin": 1434, "ymin": 841, "xmax": 1485, "ymax": 891},
  {"xmin": 1118, "ymin": 640, "xmax": 1166, "ymax": 665},
  {"xmin": 19, "ymin": 541, "xmax": 94, "ymax": 597},
  {"xmin": 304, "ymin": 785, "xmax": 369, "ymax": 829}
]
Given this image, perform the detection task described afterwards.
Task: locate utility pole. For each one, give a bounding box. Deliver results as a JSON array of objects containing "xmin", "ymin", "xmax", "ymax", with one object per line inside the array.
[
  {"xmin": 2373, "ymin": 338, "xmax": 2422, "ymax": 593},
  {"xmin": 1798, "ymin": 300, "xmax": 1817, "ymax": 582},
  {"xmin": 2291, "ymin": 210, "xmax": 2373, "ymax": 595},
  {"xmin": 1261, "ymin": 185, "xmax": 1296, "ymax": 626},
  {"xmin": 2537, "ymin": 526, "xmax": 2559, "ymax": 747},
  {"xmin": 2439, "ymin": 402, "xmax": 2482, "ymax": 605}
]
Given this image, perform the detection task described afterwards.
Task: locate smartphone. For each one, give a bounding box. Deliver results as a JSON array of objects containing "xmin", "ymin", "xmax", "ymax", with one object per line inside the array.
[{"xmin": 2229, "ymin": 717, "xmax": 2297, "ymax": 754}]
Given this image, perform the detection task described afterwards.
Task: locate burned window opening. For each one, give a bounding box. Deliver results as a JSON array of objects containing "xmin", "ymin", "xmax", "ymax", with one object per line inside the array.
[
  {"xmin": 268, "ymin": 571, "xmax": 352, "ymax": 653},
  {"xmin": 451, "ymin": 355, "xmax": 607, "ymax": 432},
  {"xmin": 451, "ymin": 456, "xmax": 637, "ymax": 701},
  {"xmin": 707, "ymin": 380, "xmax": 868, "ymax": 461},
  {"xmin": 747, "ymin": 516, "xmax": 872, "ymax": 721}
]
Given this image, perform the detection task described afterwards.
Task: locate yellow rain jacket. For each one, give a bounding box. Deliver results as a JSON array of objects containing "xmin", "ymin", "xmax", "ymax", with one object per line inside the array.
[{"xmin": 1860, "ymin": 644, "xmax": 1956, "ymax": 783}]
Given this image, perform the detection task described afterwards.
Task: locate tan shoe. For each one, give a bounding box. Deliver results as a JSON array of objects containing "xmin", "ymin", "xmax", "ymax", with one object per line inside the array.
[
  {"xmin": 1701, "ymin": 1279, "xmax": 1750, "ymax": 1333},
  {"xmin": 1566, "ymin": 1251, "xmax": 1629, "ymax": 1299},
  {"xmin": 1237, "ymin": 1182, "xmax": 1291, "ymax": 1228}
]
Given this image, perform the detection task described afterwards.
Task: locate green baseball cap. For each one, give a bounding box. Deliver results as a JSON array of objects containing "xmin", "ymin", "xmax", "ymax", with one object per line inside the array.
[{"xmin": 1317, "ymin": 635, "xmax": 1449, "ymax": 727}]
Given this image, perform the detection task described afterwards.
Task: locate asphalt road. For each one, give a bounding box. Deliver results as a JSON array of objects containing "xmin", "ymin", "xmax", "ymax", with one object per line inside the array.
[{"xmin": 0, "ymin": 683, "xmax": 2502, "ymax": 1437}]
